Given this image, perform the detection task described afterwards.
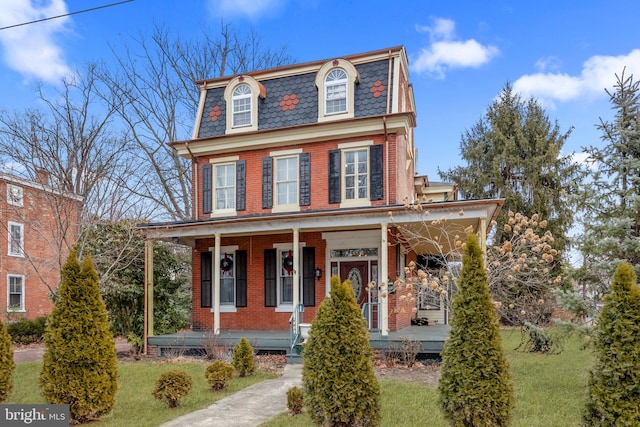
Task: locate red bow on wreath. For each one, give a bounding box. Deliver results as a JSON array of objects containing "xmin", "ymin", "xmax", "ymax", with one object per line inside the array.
[
  {"xmin": 220, "ymin": 253, "xmax": 233, "ymax": 272},
  {"xmin": 283, "ymin": 250, "xmax": 293, "ymax": 274}
]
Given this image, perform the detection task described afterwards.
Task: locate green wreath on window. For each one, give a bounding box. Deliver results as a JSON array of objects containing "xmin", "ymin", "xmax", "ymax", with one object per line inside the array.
[
  {"xmin": 220, "ymin": 254, "xmax": 233, "ymax": 272},
  {"xmin": 283, "ymin": 251, "xmax": 294, "ymax": 274}
]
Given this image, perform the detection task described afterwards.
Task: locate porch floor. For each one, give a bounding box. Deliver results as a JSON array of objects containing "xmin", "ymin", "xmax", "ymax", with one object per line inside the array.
[{"xmin": 147, "ymin": 324, "xmax": 450, "ymax": 360}]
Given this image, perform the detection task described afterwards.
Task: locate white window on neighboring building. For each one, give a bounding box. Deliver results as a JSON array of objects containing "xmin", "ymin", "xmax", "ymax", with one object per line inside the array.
[
  {"xmin": 7, "ymin": 184, "xmax": 23, "ymax": 207},
  {"xmin": 343, "ymin": 148, "xmax": 369, "ymax": 201},
  {"xmin": 275, "ymin": 156, "xmax": 298, "ymax": 207},
  {"xmin": 215, "ymin": 163, "xmax": 236, "ymax": 211},
  {"xmin": 7, "ymin": 274, "xmax": 24, "ymax": 311},
  {"xmin": 232, "ymin": 84, "xmax": 252, "ymax": 128},
  {"xmin": 8, "ymin": 222, "xmax": 23, "ymax": 257},
  {"xmin": 325, "ymin": 68, "xmax": 348, "ymax": 114}
]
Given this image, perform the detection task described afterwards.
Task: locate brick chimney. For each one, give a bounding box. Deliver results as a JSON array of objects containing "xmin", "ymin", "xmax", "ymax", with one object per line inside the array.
[{"xmin": 35, "ymin": 168, "xmax": 49, "ymax": 186}]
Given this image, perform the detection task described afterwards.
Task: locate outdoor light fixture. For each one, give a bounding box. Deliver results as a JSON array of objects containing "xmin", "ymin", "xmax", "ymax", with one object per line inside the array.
[{"xmin": 315, "ymin": 268, "xmax": 323, "ymax": 281}]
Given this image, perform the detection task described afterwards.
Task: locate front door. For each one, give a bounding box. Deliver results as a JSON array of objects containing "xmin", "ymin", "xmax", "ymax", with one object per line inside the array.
[{"xmin": 340, "ymin": 261, "xmax": 369, "ymax": 305}]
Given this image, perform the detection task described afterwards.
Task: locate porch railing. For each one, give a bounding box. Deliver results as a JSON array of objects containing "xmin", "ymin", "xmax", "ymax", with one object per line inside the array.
[
  {"xmin": 362, "ymin": 302, "xmax": 380, "ymax": 331},
  {"xmin": 289, "ymin": 303, "xmax": 305, "ymax": 352}
]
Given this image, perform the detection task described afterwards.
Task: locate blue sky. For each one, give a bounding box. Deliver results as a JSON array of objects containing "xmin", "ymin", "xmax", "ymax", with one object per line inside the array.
[{"xmin": 1, "ymin": 0, "xmax": 639, "ymax": 181}]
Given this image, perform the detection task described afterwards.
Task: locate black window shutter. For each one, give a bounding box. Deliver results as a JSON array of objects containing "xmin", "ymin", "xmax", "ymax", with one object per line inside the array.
[
  {"xmin": 202, "ymin": 163, "xmax": 212, "ymax": 214},
  {"xmin": 235, "ymin": 250, "xmax": 247, "ymax": 307},
  {"xmin": 200, "ymin": 252, "xmax": 212, "ymax": 308},
  {"xmin": 262, "ymin": 157, "xmax": 273, "ymax": 209},
  {"xmin": 236, "ymin": 160, "xmax": 246, "ymax": 211},
  {"xmin": 302, "ymin": 247, "xmax": 315, "ymax": 307},
  {"xmin": 370, "ymin": 144, "xmax": 384, "ymax": 201},
  {"xmin": 264, "ymin": 249, "xmax": 277, "ymax": 307},
  {"xmin": 328, "ymin": 149, "xmax": 341, "ymax": 204},
  {"xmin": 299, "ymin": 152, "xmax": 311, "ymax": 206}
]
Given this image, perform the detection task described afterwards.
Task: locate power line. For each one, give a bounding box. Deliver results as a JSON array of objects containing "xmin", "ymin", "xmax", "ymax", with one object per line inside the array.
[{"xmin": 0, "ymin": 0, "xmax": 136, "ymax": 31}]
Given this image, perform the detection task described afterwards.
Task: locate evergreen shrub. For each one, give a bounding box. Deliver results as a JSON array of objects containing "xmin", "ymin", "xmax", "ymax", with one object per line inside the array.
[
  {"xmin": 152, "ymin": 370, "xmax": 193, "ymax": 408},
  {"xmin": 205, "ymin": 360, "xmax": 234, "ymax": 391},
  {"xmin": 287, "ymin": 386, "xmax": 304, "ymax": 415},
  {"xmin": 584, "ymin": 262, "xmax": 640, "ymax": 425},
  {"xmin": 0, "ymin": 320, "xmax": 15, "ymax": 402},
  {"xmin": 39, "ymin": 251, "xmax": 118, "ymax": 423},
  {"xmin": 7, "ymin": 316, "xmax": 47, "ymax": 344},
  {"xmin": 438, "ymin": 234, "xmax": 514, "ymax": 426},
  {"xmin": 232, "ymin": 337, "xmax": 256, "ymax": 377},
  {"xmin": 302, "ymin": 275, "xmax": 381, "ymax": 427}
]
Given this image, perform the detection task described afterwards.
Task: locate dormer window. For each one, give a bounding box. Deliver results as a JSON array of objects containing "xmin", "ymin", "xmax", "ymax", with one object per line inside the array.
[
  {"xmin": 325, "ymin": 69, "xmax": 347, "ymax": 114},
  {"xmin": 316, "ymin": 59, "xmax": 359, "ymax": 123},
  {"xmin": 232, "ymin": 84, "xmax": 252, "ymax": 127}
]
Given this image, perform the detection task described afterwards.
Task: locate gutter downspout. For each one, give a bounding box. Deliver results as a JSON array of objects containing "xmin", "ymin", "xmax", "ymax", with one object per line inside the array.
[{"xmin": 185, "ymin": 141, "xmax": 197, "ymax": 220}]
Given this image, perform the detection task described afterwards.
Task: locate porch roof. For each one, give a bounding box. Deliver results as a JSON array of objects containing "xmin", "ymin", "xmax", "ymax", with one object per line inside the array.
[{"xmin": 137, "ymin": 199, "xmax": 503, "ymax": 249}]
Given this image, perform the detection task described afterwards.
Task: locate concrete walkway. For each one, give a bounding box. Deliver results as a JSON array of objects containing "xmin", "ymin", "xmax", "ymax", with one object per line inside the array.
[{"xmin": 159, "ymin": 364, "xmax": 303, "ymax": 427}]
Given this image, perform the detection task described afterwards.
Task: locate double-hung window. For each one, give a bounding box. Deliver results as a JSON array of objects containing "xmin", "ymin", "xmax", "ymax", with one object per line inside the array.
[
  {"xmin": 7, "ymin": 274, "xmax": 24, "ymax": 311},
  {"xmin": 325, "ymin": 68, "xmax": 347, "ymax": 114},
  {"xmin": 7, "ymin": 184, "xmax": 23, "ymax": 206},
  {"xmin": 219, "ymin": 251, "xmax": 235, "ymax": 307},
  {"xmin": 215, "ymin": 163, "xmax": 236, "ymax": 211},
  {"xmin": 343, "ymin": 148, "xmax": 369, "ymax": 201},
  {"xmin": 279, "ymin": 249, "xmax": 295, "ymax": 306},
  {"xmin": 232, "ymin": 84, "xmax": 252, "ymax": 127},
  {"xmin": 8, "ymin": 222, "xmax": 23, "ymax": 257},
  {"xmin": 275, "ymin": 156, "xmax": 299, "ymax": 207}
]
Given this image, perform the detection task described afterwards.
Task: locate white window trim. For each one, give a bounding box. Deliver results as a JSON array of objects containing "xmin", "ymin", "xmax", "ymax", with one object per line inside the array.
[
  {"xmin": 272, "ymin": 155, "xmax": 301, "ymax": 214},
  {"xmin": 231, "ymin": 84, "xmax": 252, "ymax": 128},
  {"xmin": 224, "ymin": 76, "xmax": 263, "ymax": 134},
  {"xmin": 338, "ymin": 142, "xmax": 372, "ymax": 209},
  {"xmin": 7, "ymin": 184, "xmax": 23, "ymax": 207},
  {"xmin": 210, "ymin": 156, "xmax": 239, "ymax": 217},
  {"xmin": 273, "ymin": 242, "xmax": 305, "ymax": 312},
  {"xmin": 7, "ymin": 221, "xmax": 24, "ymax": 257},
  {"xmin": 209, "ymin": 245, "xmax": 239, "ymax": 313},
  {"xmin": 316, "ymin": 59, "xmax": 359, "ymax": 123},
  {"xmin": 7, "ymin": 274, "xmax": 25, "ymax": 312}
]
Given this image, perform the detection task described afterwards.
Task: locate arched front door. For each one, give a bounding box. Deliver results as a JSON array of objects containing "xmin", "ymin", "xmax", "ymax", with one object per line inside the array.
[{"xmin": 339, "ymin": 261, "xmax": 369, "ymax": 305}]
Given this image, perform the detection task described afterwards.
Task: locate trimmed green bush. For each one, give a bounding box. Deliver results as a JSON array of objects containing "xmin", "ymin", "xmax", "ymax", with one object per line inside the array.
[
  {"xmin": 584, "ymin": 262, "xmax": 640, "ymax": 425},
  {"xmin": 7, "ymin": 316, "xmax": 47, "ymax": 344},
  {"xmin": 0, "ymin": 320, "xmax": 15, "ymax": 402},
  {"xmin": 39, "ymin": 251, "xmax": 118, "ymax": 424},
  {"xmin": 153, "ymin": 370, "xmax": 193, "ymax": 408},
  {"xmin": 287, "ymin": 386, "xmax": 304, "ymax": 415},
  {"xmin": 205, "ymin": 360, "xmax": 234, "ymax": 391},
  {"xmin": 439, "ymin": 234, "xmax": 514, "ymax": 426},
  {"xmin": 232, "ymin": 337, "xmax": 256, "ymax": 377},
  {"xmin": 302, "ymin": 275, "xmax": 381, "ymax": 427}
]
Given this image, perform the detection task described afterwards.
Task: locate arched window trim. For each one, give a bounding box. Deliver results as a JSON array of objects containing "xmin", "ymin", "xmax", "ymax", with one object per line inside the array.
[
  {"xmin": 224, "ymin": 75, "xmax": 265, "ymax": 134},
  {"xmin": 315, "ymin": 59, "xmax": 359, "ymax": 122}
]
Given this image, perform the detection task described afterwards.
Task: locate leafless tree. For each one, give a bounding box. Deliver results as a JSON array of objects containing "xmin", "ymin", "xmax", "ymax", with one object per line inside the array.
[{"xmin": 97, "ymin": 23, "xmax": 293, "ymax": 221}]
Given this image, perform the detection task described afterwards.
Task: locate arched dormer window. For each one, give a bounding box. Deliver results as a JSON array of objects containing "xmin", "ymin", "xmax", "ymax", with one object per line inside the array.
[
  {"xmin": 224, "ymin": 75, "xmax": 265, "ymax": 134},
  {"xmin": 315, "ymin": 59, "xmax": 359, "ymax": 123}
]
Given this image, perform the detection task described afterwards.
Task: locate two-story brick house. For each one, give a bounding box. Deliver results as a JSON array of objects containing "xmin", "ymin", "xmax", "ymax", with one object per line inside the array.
[
  {"xmin": 1, "ymin": 170, "xmax": 81, "ymax": 320},
  {"xmin": 139, "ymin": 46, "xmax": 502, "ymax": 351}
]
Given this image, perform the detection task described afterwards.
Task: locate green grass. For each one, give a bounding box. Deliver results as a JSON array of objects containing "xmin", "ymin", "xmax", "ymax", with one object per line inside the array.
[
  {"xmin": 262, "ymin": 329, "xmax": 593, "ymax": 427},
  {"xmin": 9, "ymin": 359, "xmax": 277, "ymax": 427}
]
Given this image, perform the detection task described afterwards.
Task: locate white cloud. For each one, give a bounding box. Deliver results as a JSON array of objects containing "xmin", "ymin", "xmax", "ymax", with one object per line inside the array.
[
  {"xmin": 513, "ymin": 49, "xmax": 640, "ymax": 106},
  {"xmin": 411, "ymin": 18, "xmax": 499, "ymax": 78},
  {"xmin": 0, "ymin": 0, "xmax": 72, "ymax": 83},
  {"xmin": 209, "ymin": 0, "xmax": 287, "ymax": 20}
]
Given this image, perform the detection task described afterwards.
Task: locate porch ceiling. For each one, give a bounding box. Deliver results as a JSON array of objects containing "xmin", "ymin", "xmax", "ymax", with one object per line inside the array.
[{"xmin": 137, "ymin": 199, "xmax": 503, "ymax": 248}]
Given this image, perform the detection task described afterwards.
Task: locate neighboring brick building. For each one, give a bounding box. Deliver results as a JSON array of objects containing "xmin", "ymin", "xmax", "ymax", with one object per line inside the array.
[
  {"xmin": 139, "ymin": 47, "xmax": 502, "ymax": 341},
  {"xmin": 1, "ymin": 171, "xmax": 81, "ymax": 320}
]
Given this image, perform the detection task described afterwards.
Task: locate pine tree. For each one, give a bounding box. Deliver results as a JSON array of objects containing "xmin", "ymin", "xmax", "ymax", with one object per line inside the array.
[
  {"xmin": 584, "ymin": 263, "xmax": 640, "ymax": 425},
  {"xmin": 439, "ymin": 234, "xmax": 514, "ymax": 426},
  {"xmin": 579, "ymin": 70, "xmax": 640, "ymax": 298},
  {"xmin": 302, "ymin": 275, "xmax": 381, "ymax": 427},
  {"xmin": 232, "ymin": 337, "xmax": 256, "ymax": 377},
  {"xmin": 40, "ymin": 251, "xmax": 118, "ymax": 423},
  {"xmin": 0, "ymin": 320, "xmax": 15, "ymax": 402},
  {"xmin": 440, "ymin": 83, "xmax": 579, "ymax": 253}
]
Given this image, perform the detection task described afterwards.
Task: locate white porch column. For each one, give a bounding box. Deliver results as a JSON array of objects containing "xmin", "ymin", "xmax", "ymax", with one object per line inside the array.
[
  {"xmin": 480, "ymin": 217, "xmax": 487, "ymax": 258},
  {"xmin": 214, "ymin": 233, "xmax": 221, "ymax": 335},
  {"xmin": 293, "ymin": 228, "xmax": 300, "ymax": 310},
  {"xmin": 380, "ymin": 222, "xmax": 389, "ymax": 336}
]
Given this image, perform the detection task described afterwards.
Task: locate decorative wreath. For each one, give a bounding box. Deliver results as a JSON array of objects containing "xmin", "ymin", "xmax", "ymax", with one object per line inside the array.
[
  {"xmin": 220, "ymin": 253, "xmax": 233, "ymax": 272},
  {"xmin": 283, "ymin": 250, "xmax": 294, "ymax": 274}
]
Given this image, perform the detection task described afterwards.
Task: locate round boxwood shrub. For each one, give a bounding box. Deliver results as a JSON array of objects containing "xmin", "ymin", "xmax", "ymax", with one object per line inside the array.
[
  {"xmin": 0, "ymin": 320, "xmax": 15, "ymax": 402},
  {"xmin": 205, "ymin": 360, "xmax": 234, "ymax": 391},
  {"xmin": 287, "ymin": 386, "xmax": 304, "ymax": 415},
  {"xmin": 232, "ymin": 337, "xmax": 256, "ymax": 377},
  {"xmin": 153, "ymin": 370, "xmax": 193, "ymax": 408}
]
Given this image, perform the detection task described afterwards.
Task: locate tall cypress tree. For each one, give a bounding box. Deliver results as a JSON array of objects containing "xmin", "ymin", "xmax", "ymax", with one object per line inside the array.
[
  {"xmin": 439, "ymin": 234, "xmax": 514, "ymax": 426},
  {"xmin": 0, "ymin": 319, "xmax": 15, "ymax": 402},
  {"xmin": 302, "ymin": 275, "xmax": 381, "ymax": 427},
  {"xmin": 584, "ymin": 262, "xmax": 640, "ymax": 425},
  {"xmin": 40, "ymin": 251, "xmax": 118, "ymax": 423}
]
